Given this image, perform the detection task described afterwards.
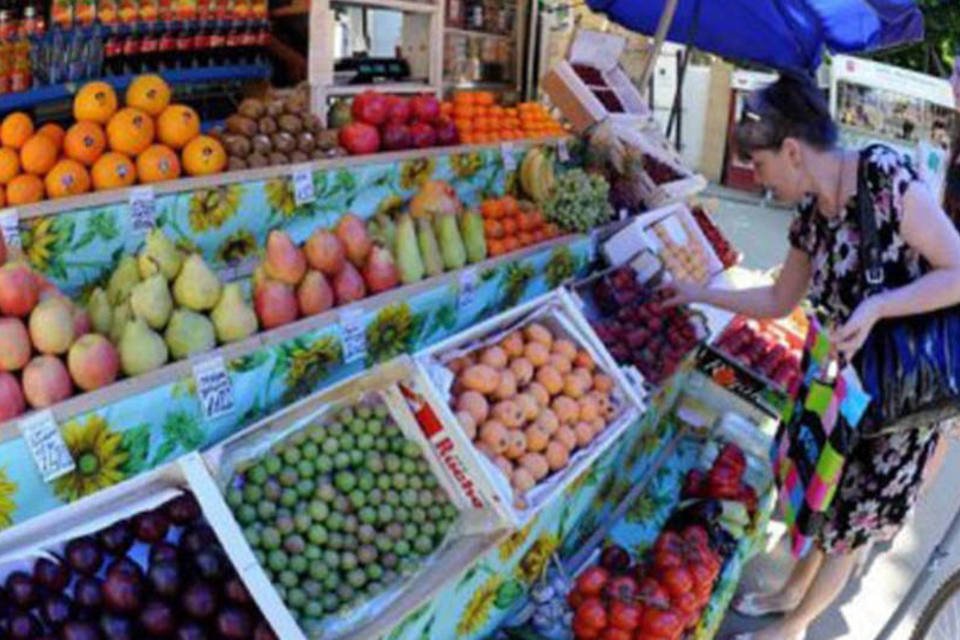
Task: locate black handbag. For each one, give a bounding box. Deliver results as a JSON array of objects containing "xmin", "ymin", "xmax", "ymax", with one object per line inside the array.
[{"xmin": 852, "ymin": 148, "xmax": 960, "ymax": 435}]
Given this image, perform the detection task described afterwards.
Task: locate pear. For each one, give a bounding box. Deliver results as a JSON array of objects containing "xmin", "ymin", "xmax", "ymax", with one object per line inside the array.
[
  {"xmin": 109, "ymin": 302, "xmax": 133, "ymax": 345},
  {"xmin": 395, "ymin": 213, "xmax": 424, "ymax": 284},
  {"xmin": 120, "ymin": 318, "xmax": 169, "ymax": 376},
  {"xmin": 164, "ymin": 309, "xmax": 216, "ymax": 360},
  {"xmin": 130, "ymin": 274, "xmax": 173, "ymax": 330},
  {"xmin": 87, "ymin": 287, "xmax": 113, "ymax": 336},
  {"xmin": 138, "ymin": 228, "xmax": 184, "ymax": 281},
  {"xmin": 436, "ymin": 213, "xmax": 467, "ymax": 271},
  {"xmin": 263, "ymin": 230, "xmax": 307, "ymax": 285},
  {"xmin": 417, "ymin": 217, "xmax": 444, "ymax": 277},
  {"xmin": 460, "ymin": 211, "xmax": 487, "ymax": 264},
  {"xmin": 211, "ymin": 283, "xmax": 258, "ymax": 344},
  {"xmin": 107, "ymin": 255, "xmax": 142, "ymax": 306},
  {"xmin": 173, "ymin": 254, "xmax": 222, "ymax": 311}
]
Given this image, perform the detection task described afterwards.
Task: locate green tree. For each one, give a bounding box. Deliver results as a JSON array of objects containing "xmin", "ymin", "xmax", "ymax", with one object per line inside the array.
[{"xmin": 871, "ymin": 0, "xmax": 960, "ymax": 75}]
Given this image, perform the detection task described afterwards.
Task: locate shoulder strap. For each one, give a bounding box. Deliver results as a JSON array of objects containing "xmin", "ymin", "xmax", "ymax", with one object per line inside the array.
[{"xmin": 856, "ymin": 147, "xmax": 885, "ymax": 295}]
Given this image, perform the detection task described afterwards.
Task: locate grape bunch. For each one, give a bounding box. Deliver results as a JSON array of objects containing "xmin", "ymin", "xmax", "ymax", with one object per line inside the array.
[{"xmin": 543, "ymin": 169, "xmax": 614, "ymax": 234}]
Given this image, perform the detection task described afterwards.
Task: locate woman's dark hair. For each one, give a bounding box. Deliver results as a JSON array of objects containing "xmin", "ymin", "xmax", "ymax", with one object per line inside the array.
[{"xmin": 735, "ymin": 72, "xmax": 838, "ymax": 160}]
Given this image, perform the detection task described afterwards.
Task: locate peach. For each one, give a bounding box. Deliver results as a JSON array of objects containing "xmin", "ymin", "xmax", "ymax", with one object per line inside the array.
[
  {"xmin": 0, "ymin": 371, "xmax": 25, "ymax": 420},
  {"xmin": 0, "ymin": 317, "xmax": 31, "ymax": 371},
  {"xmin": 22, "ymin": 355, "xmax": 73, "ymax": 408},
  {"xmin": 72, "ymin": 307, "xmax": 92, "ymax": 337},
  {"xmin": 0, "ymin": 262, "xmax": 39, "ymax": 317},
  {"xmin": 67, "ymin": 334, "xmax": 120, "ymax": 392},
  {"xmin": 28, "ymin": 297, "xmax": 76, "ymax": 355}
]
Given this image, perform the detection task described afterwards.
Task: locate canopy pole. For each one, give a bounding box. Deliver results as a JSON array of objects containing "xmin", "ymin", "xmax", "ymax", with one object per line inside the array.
[{"xmin": 637, "ymin": 0, "xmax": 680, "ymax": 91}]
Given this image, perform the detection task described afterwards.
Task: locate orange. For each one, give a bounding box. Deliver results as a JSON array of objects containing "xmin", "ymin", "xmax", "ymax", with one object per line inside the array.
[
  {"xmin": 453, "ymin": 91, "xmax": 475, "ymax": 105},
  {"xmin": 91, "ymin": 152, "xmax": 137, "ymax": 191},
  {"xmin": 475, "ymin": 92, "xmax": 494, "ymax": 106},
  {"xmin": 454, "ymin": 118, "xmax": 473, "ymax": 133},
  {"xmin": 483, "ymin": 219, "xmax": 504, "ymax": 239},
  {"xmin": 19, "ymin": 134, "xmax": 59, "ymax": 176},
  {"xmin": 488, "ymin": 239, "xmax": 505, "ymax": 256},
  {"xmin": 36, "ymin": 123, "xmax": 66, "ymax": 150},
  {"xmin": 503, "ymin": 237, "xmax": 520, "ymax": 252},
  {"xmin": 136, "ymin": 144, "xmax": 181, "ymax": 183},
  {"xmin": 107, "ymin": 108, "xmax": 155, "ymax": 156},
  {"xmin": 125, "ymin": 74, "xmax": 171, "ymax": 117},
  {"xmin": 481, "ymin": 199, "xmax": 503, "ymax": 219},
  {"xmin": 453, "ymin": 105, "xmax": 475, "ymax": 120},
  {"xmin": 63, "ymin": 122, "xmax": 107, "ymax": 167},
  {"xmin": 0, "ymin": 185, "xmax": 5, "ymax": 207},
  {"xmin": 1, "ymin": 113, "xmax": 34, "ymax": 150},
  {"xmin": 0, "ymin": 147, "xmax": 20, "ymax": 184},
  {"xmin": 45, "ymin": 159, "xmax": 91, "ymax": 199},
  {"xmin": 501, "ymin": 195, "xmax": 519, "ymax": 215},
  {"xmin": 73, "ymin": 81, "xmax": 119, "ymax": 124},
  {"xmin": 6, "ymin": 174, "xmax": 44, "ymax": 205},
  {"xmin": 182, "ymin": 135, "xmax": 226, "ymax": 177},
  {"xmin": 156, "ymin": 104, "xmax": 200, "ymax": 150}
]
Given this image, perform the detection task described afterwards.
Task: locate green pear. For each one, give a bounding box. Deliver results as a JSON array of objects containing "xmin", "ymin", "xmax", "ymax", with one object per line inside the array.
[
  {"xmin": 138, "ymin": 228, "xmax": 184, "ymax": 281},
  {"xmin": 107, "ymin": 255, "xmax": 141, "ymax": 306},
  {"xmin": 87, "ymin": 287, "xmax": 112, "ymax": 336},
  {"xmin": 436, "ymin": 214, "xmax": 467, "ymax": 271},
  {"xmin": 109, "ymin": 302, "xmax": 133, "ymax": 345},
  {"xmin": 460, "ymin": 211, "xmax": 487, "ymax": 264},
  {"xmin": 164, "ymin": 309, "xmax": 216, "ymax": 360},
  {"xmin": 417, "ymin": 217, "xmax": 444, "ymax": 277},
  {"xmin": 395, "ymin": 213, "xmax": 424, "ymax": 284},
  {"xmin": 173, "ymin": 254, "xmax": 222, "ymax": 311},
  {"xmin": 211, "ymin": 283, "xmax": 258, "ymax": 344},
  {"xmin": 130, "ymin": 274, "xmax": 173, "ymax": 330},
  {"xmin": 120, "ymin": 318, "xmax": 169, "ymax": 376}
]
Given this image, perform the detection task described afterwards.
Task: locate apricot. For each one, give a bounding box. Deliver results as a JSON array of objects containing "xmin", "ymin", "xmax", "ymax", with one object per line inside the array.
[
  {"xmin": 480, "ymin": 421, "xmax": 509, "ymax": 454},
  {"xmin": 512, "ymin": 467, "xmax": 536, "ymax": 493},
  {"xmin": 524, "ymin": 424, "xmax": 550, "ymax": 452},
  {"xmin": 535, "ymin": 409, "xmax": 560, "ymax": 435},
  {"xmin": 524, "ymin": 341, "xmax": 550, "ymax": 367},
  {"xmin": 574, "ymin": 422, "xmax": 594, "ymax": 447},
  {"xmin": 515, "ymin": 392, "xmax": 540, "ymax": 422},
  {"xmin": 545, "ymin": 441, "xmax": 570, "ymax": 471},
  {"xmin": 457, "ymin": 391, "xmax": 490, "ymax": 425},
  {"xmin": 548, "ymin": 354, "xmax": 573, "ymax": 374},
  {"xmin": 536, "ymin": 366, "xmax": 563, "ymax": 395},
  {"xmin": 526, "ymin": 382, "xmax": 550, "ymax": 407},
  {"xmin": 519, "ymin": 452, "xmax": 549, "ymax": 481},
  {"xmin": 563, "ymin": 373, "xmax": 588, "ymax": 399},
  {"xmin": 461, "ymin": 364, "xmax": 500, "ymax": 394},
  {"xmin": 455, "ymin": 411, "xmax": 477, "ymax": 440},
  {"xmin": 555, "ymin": 426, "xmax": 577, "ymax": 451},
  {"xmin": 505, "ymin": 430, "xmax": 527, "ymax": 459},
  {"xmin": 493, "ymin": 369, "xmax": 518, "ymax": 400},
  {"xmin": 552, "ymin": 395, "xmax": 580, "ymax": 424},
  {"xmin": 492, "ymin": 401, "xmax": 524, "ymax": 428},
  {"xmin": 524, "ymin": 322, "xmax": 553, "ymax": 348},
  {"xmin": 448, "ymin": 355, "xmax": 472, "ymax": 374},
  {"xmin": 574, "ymin": 349, "xmax": 596, "ymax": 371},
  {"xmin": 579, "ymin": 396, "xmax": 601, "ymax": 423},
  {"xmin": 552, "ymin": 338, "xmax": 578, "ymax": 361},
  {"xmin": 480, "ymin": 345, "xmax": 508, "ymax": 369},
  {"xmin": 501, "ymin": 331, "xmax": 525, "ymax": 357},
  {"xmin": 593, "ymin": 373, "xmax": 614, "ymax": 393},
  {"xmin": 493, "ymin": 455, "xmax": 514, "ymax": 477},
  {"xmin": 510, "ymin": 357, "xmax": 534, "ymax": 385}
]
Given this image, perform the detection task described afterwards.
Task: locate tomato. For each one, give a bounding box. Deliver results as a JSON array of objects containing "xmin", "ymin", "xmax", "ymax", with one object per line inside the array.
[
  {"xmin": 717, "ymin": 442, "xmax": 747, "ymax": 475},
  {"xmin": 609, "ymin": 600, "xmax": 643, "ymax": 631},
  {"xmin": 672, "ymin": 591, "xmax": 699, "ymax": 615},
  {"xmin": 576, "ymin": 597, "xmax": 609, "ymax": 630},
  {"xmin": 681, "ymin": 525, "xmax": 709, "ymax": 550},
  {"xmin": 636, "ymin": 578, "xmax": 670, "ymax": 610},
  {"xmin": 410, "ymin": 94, "xmax": 441, "ymax": 123},
  {"xmin": 386, "ymin": 95, "xmax": 412, "ymax": 124},
  {"xmin": 568, "ymin": 589, "xmax": 585, "ymax": 609},
  {"xmin": 600, "ymin": 628, "xmax": 632, "ymax": 640},
  {"xmin": 688, "ymin": 560, "xmax": 716, "ymax": 590},
  {"xmin": 605, "ymin": 575, "xmax": 639, "ymax": 603},
  {"xmin": 654, "ymin": 548, "xmax": 684, "ymax": 572},
  {"xmin": 682, "ymin": 468, "xmax": 706, "ymax": 497},
  {"xmin": 654, "ymin": 532, "xmax": 684, "ymax": 556},
  {"xmin": 660, "ymin": 566, "xmax": 694, "ymax": 599},
  {"xmin": 573, "ymin": 619, "xmax": 602, "ymax": 639},
  {"xmin": 576, "ymin": 566, "xmax": 611, "ymax": 598},
  {"xmin": 641, "ymin": 607, "xmax": 684, "ymax": 639}
]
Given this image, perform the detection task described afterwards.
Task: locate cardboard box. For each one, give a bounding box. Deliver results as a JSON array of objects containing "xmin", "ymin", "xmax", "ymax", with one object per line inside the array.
[
  {"xmin": 203, "ymin": 358, "xmax": 508, "ymax": 640},
  {"xmin": 412, "ymin": 292, "xmax": 642, "ymax": 527}
]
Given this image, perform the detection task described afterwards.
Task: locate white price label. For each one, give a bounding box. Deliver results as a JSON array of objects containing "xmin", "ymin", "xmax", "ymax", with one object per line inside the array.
[
  {"xmin": 293, "ymin": 169, "xmax": 316, "ymax": 207},
  {"xmin": 129, "ymin": 187, "xmax": 156, "ymax": 233},
  {"xmin": 501, "ymin": 143, "xmax": 517, "ymax": 171},
  {"xmin": 0, "ymin": 208, "xmax": 20, "ymax": 249},
  {"xmin": 18, "ymin": 410, "xmax": 74, "ymax": 483},
  {"xmin": 457, "ymin": 268, "xmax": 479, "ymax": 313},
  {"xmin": 193, "ymin": 357, "xmax": 236, "ymax": 421},
  {"xmin": 557, "ymin": 139, "xmax": 570, "ymax": 163},
  {"xmin": 340, "ymin": 306, "xmax": 367, "ymax": 364}
]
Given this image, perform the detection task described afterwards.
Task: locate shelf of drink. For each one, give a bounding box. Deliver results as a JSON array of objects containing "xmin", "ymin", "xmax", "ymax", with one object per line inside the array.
[
  {"xmin": 445, "ymin": 26, "xmax": 512, "ymax": 42},
  {"xmin": 0, "ymin": 63, "xmax": 272, "ymax": 113},
  {"xmin": 324, "ymin": 81, "xmax": 438, "ymax": 96},
  {"xmin": 35, "ymin": 18, "xmax": 271, "ymax": 40}
]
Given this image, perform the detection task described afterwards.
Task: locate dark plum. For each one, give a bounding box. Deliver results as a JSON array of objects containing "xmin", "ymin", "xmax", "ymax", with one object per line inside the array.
[
  {"xmin": 41, "ymin": 592, "xmax": 74, "ymax": 628},
  {"xmin": 5, "ymin": 571, "xmax": 38, "ymax": 608},
  {"xmin": 165, "ymin": 494, "xmax": 202, "ymax": 525},
  {"xmin": 75, "ymin": 576, "xmax": 104, "ymax": 609},
  {"xmin": 66, "ymin": 537, "xmax": 104, "ymax": 575},
  {"xmin": 223, "ymin": 576, "xmax": 252, "ymax": 605},
  {"xmin": 176, "ymin": 621, "xmax": 209, "ymax": 640},
  {"xmin": 599, "ymin": 544, "xmax": 631, "ymax": 574},
  {"xmin": 139, "ymin": 600, "xmax": 176, "ymax": 635},
  {"xmin": 180, "ymin": 524, "xmax": 216, "ymax": 554},
  {"xmin": 34, "ymin": 557, "xmax": 71, "ymax": 591},
  {"xmin": 216, "ymin": 606, "xmax": 253, "ymax": 639},
  {"xmin": 101, "ymin": 571, "xmax": 144, "ymax": 614},
  {"xmin": 99, "ymin": 613, "xmax": 136, "ymax": 640},
  {"xmin": 149, "ymin": 541, "xmax": 180, "ymax": 565},
  {"xmin": 253, "ymin": 622, "xmax": 278, "ymax": 640},
  {"xmin": 193, "ymin": 548, "xmax": 226, "ymax": 581},
  {"xmin": 61, "ymin": 620, "xmax": 103, "ymax": 640},
  {"xmin": 8, "ymin": 612, "xmax": 40, "ymax": 639},
  {"xmin": 132, "ymin": 510, "xmax": 170, "ymax": 543},
  {"xmin": 181, "ymin": 581, "xmax": 218, "ymax": 619},
  {"xmin": 147, "ymin": 560, "xmax": 181, "ymax": 599},
  {"xmin": 106, "ymin": 558, "xmax": 143, "ymax": 581},
  {"xmin": 97, "ymin": 520, "xmax": 135, "ymax": 556}
]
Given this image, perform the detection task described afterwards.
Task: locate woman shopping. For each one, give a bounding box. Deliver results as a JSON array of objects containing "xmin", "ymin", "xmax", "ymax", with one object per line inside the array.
[{"xmin": 665, "ymin": 73, "xmax": 960, "ymax": 640}]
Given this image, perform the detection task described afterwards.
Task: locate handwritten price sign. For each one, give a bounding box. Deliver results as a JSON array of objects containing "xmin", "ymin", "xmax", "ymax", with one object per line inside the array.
[
  {"xmin": 18, "ymin": 411, "xmax": 75, "ymax": 483},
  {"xmin": 193, "ymin": 357, "xmax": 236, "ymax": 421}
]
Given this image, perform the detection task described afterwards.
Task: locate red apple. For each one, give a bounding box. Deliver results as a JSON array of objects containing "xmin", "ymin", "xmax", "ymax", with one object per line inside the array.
[
  {"xmin": 381, "ymin": 122, "xmax": 412, "ymax": 151},
  {"xmin": 351, "ymin": 91, "xmax": 389, "ymax": 126},
  {"xmin": 386, "ymin": 96, "xmax": 412, "ymax": 124},
  {"xmin": 339, "ymin": 122, "xmax": 381, "ymax": 155},
  {"xmin": 409, "ymin": 122, "xmax": 437, "ymax": 149},
  {"xmin": 410, "ymin": 94, "xmax": 440, "ymax": 123}
]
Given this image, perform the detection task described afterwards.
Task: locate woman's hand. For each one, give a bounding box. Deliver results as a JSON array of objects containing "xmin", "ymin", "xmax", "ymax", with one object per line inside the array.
[
  {"xmin": 834, "ymin": 297, "xmax": 884, "ymax": 358},
  {"xmin": 660, "ymin": 280, "xmax": 707, "ymax": 308}
]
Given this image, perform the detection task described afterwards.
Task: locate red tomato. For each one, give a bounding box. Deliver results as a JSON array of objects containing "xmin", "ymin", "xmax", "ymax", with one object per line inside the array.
[
  {"xmin": 688, "ymin": 561, "xmax": 716, "ymax": 590},
  {"xmin": 641, "ymin": 607, "xmax": 684, "ymax": 640},
  {"xmin": 660, "ymin": 566, "xmax": 694, "ymax": 599},
  {"xmin": 568, "ymin": 589, "xmax": 585, "ymax": 609},
  {"xmin": 609, "ymin": 600, "xmax": 643, "ymax": 631},
  {"xmin": 576, "ymin": 566, "xmax": 611, "ymax": 598},
  {"xmin": 572, "ymin": 619, "xmax": 602, "ymax": 639},
  {"xmin": 681, "ymin": 525, "xmax": 709, "ymax": 550},
  {"xmin": 672, "ymin": 591, "xmax": 700, "ymax": 615},
  {"xmin": 600, "ymin": 628, "xmax": 632, "ymax": 640},
  {"xmin": 636, "ymin": 577, "xmax": 670, "ymax": 610},
  {"xmin": 654, "ymin": 532, "xmax": 685, "ymax": 556},
  {"xmin": 605, "ymin": 575, "xmax": 639, "ymax": 603},
  {"xmin": 654, "ymin": 549, "xmax": 684, "ymax": 572},
  {"xmin": 575, "ymin": 597, "xmax": 609, "ymax": 630}
]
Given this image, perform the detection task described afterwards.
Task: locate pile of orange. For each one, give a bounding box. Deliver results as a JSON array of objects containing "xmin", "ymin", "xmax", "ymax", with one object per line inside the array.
[
  {"xmin": 480, "ymin": 195, "xmax": 561, "ymax": 256},
  {"xmin": 0, "ymin": 75, "xmax": 226, "ymax": 206},
  {"xmin": 441, "ymin": 92, "xmax": 565, "ymax": 145}
]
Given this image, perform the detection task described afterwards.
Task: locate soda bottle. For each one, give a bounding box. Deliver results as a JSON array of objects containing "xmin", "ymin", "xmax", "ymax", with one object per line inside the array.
[
  {"xmin": 10, "ymin": 33, "xmax": 32, "ymax": 92},
  {"xmin": 157, "ymin": 20, "xmax": 176, "ymax": 70},
  {"xmin": 174, "ymin": 18, "xmax": 194, "ymax": 68},
  {"xmin": 121, "ymin": 29, "xmax": 142, "ymax": 75},
  {"xmin": 225, "ymin": 18, "xmax": 243, "ymax": 65},
  {"xmin": 140, "ymin": 21, "xmax": 160, "ymax": 72},
  {"xmin": 50, "ymin": 0, "xmax": 75, "ymax": 29},
  {"xmin": 207, "ymin": 19, "xmax": 225, "ymax": 67},
  {"xmin": 99, "ymin": 0, "xmax": 120, "ymax": 25},
  {"xmin": 75, "ymin": 0, "xmax": 97, "ymax": 26},
  {"xmin": 103, "ymin": 32, "xmax": 124, "ymax": 76},
  {"xmin": 21, "ymin": 4, "xmax": 46, "ymax": 36}
]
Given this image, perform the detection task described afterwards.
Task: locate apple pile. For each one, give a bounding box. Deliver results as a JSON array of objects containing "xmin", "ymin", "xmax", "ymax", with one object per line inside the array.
[
  {"xmin": 339, "ymin": 92, "xmax": 458, "ymax": 155},
  {"xmin": 683, "ymin": 442, "xmax": 759, "ymax": 514},
  {"xmin": 690, "ymin": 205, "xmax": 739, "ymax": 270},
  {"xmin": 253, "ymin": 215, "xmax": 399, "ymax": 330},
  {"xmin": 567, "ymin": 531, "xmax": 723, "ymax": 640},
  {"xmin": 589, "ymin": 268, "xmax": 704, "ymax": 386},
  {"xmin": 0, "ymin": 493, "xmax": 277, "ymax": 639},
  {"xmin": 713, "ymin": 319, "xmax": 801, "ymax": 390}
]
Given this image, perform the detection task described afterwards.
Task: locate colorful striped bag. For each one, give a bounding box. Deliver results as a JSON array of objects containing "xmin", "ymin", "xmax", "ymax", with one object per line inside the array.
[{"xmin": 771, "ymin": 316, "xmax": 872, "ymax": 558}]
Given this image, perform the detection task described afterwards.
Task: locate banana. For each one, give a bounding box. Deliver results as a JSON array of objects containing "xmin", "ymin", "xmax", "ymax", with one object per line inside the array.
[{"xmin": 520, "ymin": 147, "xmax": 556, "ymax": 204}]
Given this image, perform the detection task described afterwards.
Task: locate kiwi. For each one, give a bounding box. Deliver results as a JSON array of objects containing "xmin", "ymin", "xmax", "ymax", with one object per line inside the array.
[
  {"xmin": 269, "ymin": 152, "xmax": 291, "ymax": 166},
  {"xmin": 247, "ymin": 152, "xmax": 269, "ymax": 168},
  {"xmin": 278, "ymin": 114, "xmax": 304, "ymax": 134},
  {"xmin": 226, "ymin": 115, "xmax": 258, "ymax": 137},
  {"xmin": 297, "ymin": 132, "xmax": 316, "ymax": 153},
  {"xmin": 258, "ymin": 116, "xmax": 278, "ymax": 135},
  {"xmin": 289, "ymin": 150, "xmax": 309, "ymax": 164},
  {"xmin": 228, "ymin": 156, "xmax": 249, "ymax": 171},
  {"xmin": 304, "ymin": 114, "xmax": 324, "ymax": 133},
  {"xmin": 266, "ymin": 99, "xmax": 285, "ymax": 117},
  {"xmin": 238, "ymin": 98, "xmax": 266, "ymax": 120},
  {"xmin": 311, "ymin": 148, "xmax": 327, "ymax": 161},
  {"xmin": 223, "ymin": 134, "xmax": 252, "ymax": 157},
  {"xmin": 317, "ymin": 130, "xmax": 339, "ymax": 151},
  {"xmin": 284, "ymin": 95, "xmax": 308, "ymax": 115},
  {"xmin": 271, "ymin": 132, "xmax": 297, "ymax": 154},
  {"xmin": 251, "ymin": 134, "xmax": 273, "ymax": 155}
]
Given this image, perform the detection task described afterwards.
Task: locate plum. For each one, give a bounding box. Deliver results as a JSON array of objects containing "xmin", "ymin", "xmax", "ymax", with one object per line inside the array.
[
  {"xmin": 192, "ymin": 548, "xmax": 227, "ymax": 581},
  {"xmin": 8, "ymin": 612, "xmax": 40, "ymax": 639},
  {"xmin": 223, "ymin": 576, "xmax": 252, "ymax": 605},
  {"xmin": 599, "ymin": 544, "xmax": 631, "ymax": 574},
  {"xmin": 147, "ymin": 560, "xmax": 181, "ymax": 599},
  {"xmin": 165, "ymin": 493, "xmax": 202, "ymax": 525},
  {"xmin": 180, "ymin": 524, "xmax": 216, "ymax": 554},
  {"xmin": 34, "ymin": 556, "xmax": 71, "ymax": 591},
  {"xmin": 41, "ymin": 592, "xmax": 74, "ymax": 628},
  {"xmin": 5, "ymin": 571, "xmax": 37, "ymax": 608},
  {"xmin": 181, "ymin": 581, "xmax": 218, "ymax": 619},
  {"xmin": 140, "ymin": 600, "xmax": 176, "ymax": 635},
  {"xmin": 149, "ymin": 541, "xmax": 180, "ymax": 565},
  {"xmin": 253, "ymin": 621, "xmax": 278, "ymax": 640},
  {"xmin": 61, "ymin": 621, "xmax": 102, "ymax": 640},
  {"xmin": 66, "ymin": 537, "xmax": 104, "ymax": 575},
  {"xmin": 99, "ymin": 613, "xmax": 136, "ymax": 640},
  {"xmin": 216, "ymin": 606, "xmax": 253, "ymax": 639},
  {"xmin": 97, "ymin": 520, "xmax": 134, "ymax": 556},
  {"xmin": 74, "ymin": 576, "xmax": 104, "ymax": 609},
  {"xmin": 132, "ymin": 510, "xmax": 170, "ymax": 543},
  {"xmin": 102, "ymin": 571, "xmax": 144, "ymax": 614},
  {"xmin": 176, "ymin": 621, "xmax": 210, "ymax": 640},
  {"xmin": 106, "ymin": 557, "xmax": 143, "ymax": 581}
]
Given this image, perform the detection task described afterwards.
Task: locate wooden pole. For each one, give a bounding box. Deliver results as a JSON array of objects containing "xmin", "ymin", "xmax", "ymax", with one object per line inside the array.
[{"xmin": 637, "ymin": 0, "xmax": 681, "ymax": 92}]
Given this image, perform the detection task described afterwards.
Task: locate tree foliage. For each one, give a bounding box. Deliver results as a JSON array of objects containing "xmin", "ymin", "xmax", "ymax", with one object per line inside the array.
[{"xmin": 871, "ymin": 0, "xmax": 960, "ymax": 76}]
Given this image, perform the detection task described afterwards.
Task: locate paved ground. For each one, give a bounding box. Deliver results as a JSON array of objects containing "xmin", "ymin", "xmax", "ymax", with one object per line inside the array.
[{"xmin": 704, "ymin": 187, "xmax": 960, "ymax": 640}]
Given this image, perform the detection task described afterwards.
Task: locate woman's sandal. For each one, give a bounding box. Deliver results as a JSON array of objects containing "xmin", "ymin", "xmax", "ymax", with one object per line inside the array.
[{"xmin": 731, "ymin": 592, "xmax": 794, "ymax": 618}]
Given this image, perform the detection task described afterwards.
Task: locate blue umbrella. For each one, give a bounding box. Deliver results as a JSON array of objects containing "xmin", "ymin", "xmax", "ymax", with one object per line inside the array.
[{"xmin": 585, "ymin": 0, "xmax": 925, "ymax": 72}]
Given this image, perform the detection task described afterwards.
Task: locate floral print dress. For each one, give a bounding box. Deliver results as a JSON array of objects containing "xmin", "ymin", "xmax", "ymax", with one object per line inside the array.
[{"xmin": 788, "ymin": 144, "xmax": 940, "ymax": 554}]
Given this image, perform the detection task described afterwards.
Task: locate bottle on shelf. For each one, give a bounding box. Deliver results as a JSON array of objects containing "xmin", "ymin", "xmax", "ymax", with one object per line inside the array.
[
  {"xmin": 75, "ymin": 0, "xmax": 97, "ymax": 26},
  {"xmin": 22, "ymin": 3, "xmax": 46, "ymax": 37},
  {"xmin": 50, "ymin": 0, "xmax": 75, "ymax": 29},
  {"xmin": 103, "ymin": 29, "xmax": 124, "ymax": 76},
  {"xmin": 98, "ymin": 0, "xmax": 120, "ymax": 25},
  {"xmin": 174, "ymin": 17, "xmax": 195, "ymax": 69},
  {"xmin": 157, "ymin": 18, "xmax": 177, "ymax": 70},
  {"xmin": 120, "ymin": 26, "xmax": 142, "ymax": 75},
  {"xmin": 9, "ymin": 31, "xmax": 33, "ymax": 92}
]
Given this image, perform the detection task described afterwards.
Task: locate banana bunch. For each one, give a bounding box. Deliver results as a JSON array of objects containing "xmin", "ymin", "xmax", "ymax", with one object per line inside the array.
[{"xmin": 519, "ymin": 147, "xmax": 556, "ymax": 204}]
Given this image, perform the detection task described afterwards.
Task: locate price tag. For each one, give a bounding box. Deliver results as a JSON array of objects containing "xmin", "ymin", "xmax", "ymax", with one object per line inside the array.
[
  {"xmin": 340, "ymin": 306, "xmax": 367, "ymax": 364},
  {"xmin": 129, "ymin": 187, "xmax": 156, "ymax": 233},
  {"xmin": 457, "ymin": 268, "xmax": 479, "ymax": 313},
  {"xmin": 18, "ymin": 410, "xmax": 75, "ymax": 483},
  {"xmin": 501, "ymin": 143, "xmax": 516, "ymax": 171},
  {"xmin": 0, "ymin": 208, "xmax": 20, "ymax": 249},
  {"xmin": 292, "ymin": 169, "xmax": 316, "ymax": 207},
  {"xmin": 193, "ymin": 356, "xmax": 236, "ymax": 421},
  {"xmin": 557, "ymin": 139, "xmax": 570, "ymax": 163}
]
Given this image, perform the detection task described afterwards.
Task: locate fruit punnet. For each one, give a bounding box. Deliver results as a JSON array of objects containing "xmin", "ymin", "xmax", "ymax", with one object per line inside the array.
[
  {"xmin": 0, "ymin": 493, "xmax": 278, "ymax": 639},
  {"xmin": 224, "ymin": 395, "xmax": 458, "ymax": 628}
]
